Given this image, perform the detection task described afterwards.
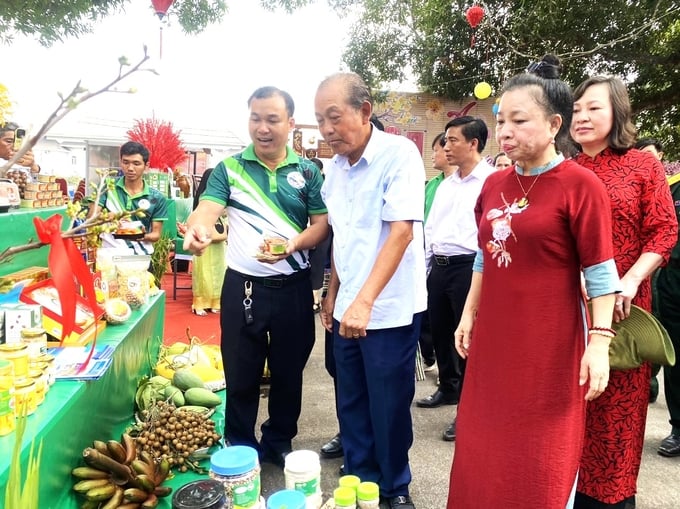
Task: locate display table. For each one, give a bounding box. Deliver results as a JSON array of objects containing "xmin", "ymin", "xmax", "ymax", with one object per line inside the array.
[{"xmin": 0, "ymin": 291, "xmax": 165, "ymax": 508}]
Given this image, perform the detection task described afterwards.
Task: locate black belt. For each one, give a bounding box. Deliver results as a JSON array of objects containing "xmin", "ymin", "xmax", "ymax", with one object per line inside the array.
[
  {"xmin": 228, "ymin": 268, "xmax": 310, "ymax": 288},
  {"xmin": 433, "ymin": 254, "xmax": 476, "ymax": 266}
]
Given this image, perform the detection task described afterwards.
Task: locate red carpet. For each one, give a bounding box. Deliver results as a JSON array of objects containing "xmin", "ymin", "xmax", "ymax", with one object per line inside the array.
[{"xmin": 160, "ymin": 271, "xmax": 221, "ymax": 346}]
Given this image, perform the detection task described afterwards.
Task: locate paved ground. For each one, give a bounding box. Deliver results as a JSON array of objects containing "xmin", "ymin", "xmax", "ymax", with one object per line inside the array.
[{"xmin": 255, "ymin": 316, "xmax": 679, "ymax": 508}]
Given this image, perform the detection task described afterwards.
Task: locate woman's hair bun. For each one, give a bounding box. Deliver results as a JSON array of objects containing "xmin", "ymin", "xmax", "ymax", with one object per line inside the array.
[{"xmin": 527, "ymin": 54, "xmax": 562, "ymax": 80}]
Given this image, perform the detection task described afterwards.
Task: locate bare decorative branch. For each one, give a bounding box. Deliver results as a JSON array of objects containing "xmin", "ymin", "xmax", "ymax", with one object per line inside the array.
[{"xmin": 1, "ymin": 47, "xmax": 155, "ymax": 175}]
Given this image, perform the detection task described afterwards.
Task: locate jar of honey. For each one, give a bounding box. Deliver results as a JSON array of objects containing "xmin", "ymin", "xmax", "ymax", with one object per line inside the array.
[
  {"xmin": 14, "ymin": 378, "xmax": 36, "ymax": 416},
  {"xmin": 21, "ymin": 327, "xmax": 47, "ymax": 360},
  {"xmin": 36, "ymin": 353, "xmax": 55, "ymax": 385},
  {"xmin": 0, "ymin": 359, "xmax": 15, "ymax": 436},
  {"xmin": 29, "ymin": 361, "xmax": 50, "ymax": 393},
  {"xmin": 0, "ymin": 344, "xmax": 29, "ymax": 379},
  {"xmin": 27, "ymin": 368, "xmax": 46, "ymax": 406}
]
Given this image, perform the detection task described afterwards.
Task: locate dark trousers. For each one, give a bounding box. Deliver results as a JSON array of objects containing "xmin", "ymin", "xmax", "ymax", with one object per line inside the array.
[
  {"xmin": 334, "ymin": 313, "xmax": 421, "ymax": 498},
  {"xmin": 418, "ymin": 312, "xmax": 436, "ymax": 365},
  {"xmin": 657, "ymin": 267, "xmax": 680, "ymax": 431},
  {"xmin": 220, "ymin": 269, "xmax": 315, "ymax": 457},
  {"xmin": 324, "ymin": 327, "xmax": 340, "ymax": 424},
  {"xmin": 427, "ymin": 256, "xmax": 474, "ymax": 398}
]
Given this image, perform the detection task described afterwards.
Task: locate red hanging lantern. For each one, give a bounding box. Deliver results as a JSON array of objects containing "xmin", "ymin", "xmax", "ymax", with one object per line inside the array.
[
  {"xmin": 465, "ymin": 5, "xmax": 485, "ymax": 29},
  {"xmin": 151, "ymin": 0, "xmax": 175, "ymax": 20},
  {"xmin": 464, "ymin": 5, "xmax": 485, "ymax": 47},
  {"xmin": 150, "ymin": 0, "xmax": 175, "ymax": 58}
]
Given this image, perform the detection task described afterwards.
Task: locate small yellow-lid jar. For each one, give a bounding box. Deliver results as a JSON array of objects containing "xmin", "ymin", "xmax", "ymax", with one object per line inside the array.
[
  {"xmin": 36, "ymin": 353, "xmax": 56, "ymax": 385},
  {"xmin": 21, "ymin": 327, "xmax": 47, "ymax": 360},
  {"xmin": 0, "ymin": 359, "xmax": 15, "ymax": 436},
  {"xmin": 29, "ymin": 361, "xmax": 50, "ymax": 392},
  {"xmin": 27, "ymin": 368, "xmax": 46, "ymax": 406},
  {"xmin": 14, "ymin": 378, "xmax": 37, "ymax": 416},
  {"xmin": 0, "ymin": 344, "xmax": 29, "ymax": 378}
]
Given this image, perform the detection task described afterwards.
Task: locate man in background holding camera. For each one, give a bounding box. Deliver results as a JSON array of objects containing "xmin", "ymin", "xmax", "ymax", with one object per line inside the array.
[{"xmin": 0, "ymin": 122, "xmax": 41, "ymax": 175}]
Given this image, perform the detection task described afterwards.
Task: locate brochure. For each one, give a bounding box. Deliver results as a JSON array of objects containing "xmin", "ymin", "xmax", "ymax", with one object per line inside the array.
[{"xmin": 47, "ymin": 344, "xmax": 116, "ymax": 380}]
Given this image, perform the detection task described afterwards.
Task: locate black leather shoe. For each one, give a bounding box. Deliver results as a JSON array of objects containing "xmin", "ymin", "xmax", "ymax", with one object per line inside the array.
[
  {"xmin": 658, "ymin": 433, "xmax": 680, "ymax": 457},
  {"xmin": 339, "ymin": 464, "xmax": 345, "ymax": 475},
  {"xmin": 443, "ymin": 420, "xmax": 456, "ymax": 441},
  {"xmin": 416, "ymin": 390, "xmax": 458, "ymax": 408},
  {"xmin": 320, "ymin": 433, "xmax": 343, "ymax": 459},
  {"xmin": 380, "ymin": 495, "xmax": 416, "ymax": 509},
  {"xmin": 260, "ymin": 449, "xmax": 290, "ymax": 469}
]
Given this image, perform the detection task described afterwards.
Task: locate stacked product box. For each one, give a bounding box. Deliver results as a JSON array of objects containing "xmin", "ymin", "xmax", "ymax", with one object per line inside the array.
[
  {"xmin": 20, "ymin": 175, "xmax": 64, "ymax": 208},
  {"xmin": 20, "ymin": 280, "xmax": 105, "ymax": 346},
  {"xmin": 143, "ymin": 171, "xmax": 171, "ymax": 198},
  {"xmin": 0, "ymin": 303, "xmax": 42, "ymax": 345}
]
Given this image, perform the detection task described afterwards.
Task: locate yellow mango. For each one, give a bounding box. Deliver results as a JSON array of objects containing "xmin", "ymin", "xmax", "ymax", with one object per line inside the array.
[
  {"xmin": 188, "ymin": 363, "xmax": 225, "ymax": 383},
  {"xmin": 154, "ymin": 360, "xmax": 175, "ymax": 380},
  {"xmin": 166, "ymin": 342, "xmax": 190, "ymax": 356}
]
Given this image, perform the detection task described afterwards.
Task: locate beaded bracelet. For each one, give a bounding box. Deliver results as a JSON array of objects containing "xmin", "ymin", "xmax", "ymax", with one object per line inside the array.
[{"xmin": 588, "ymin": 327, "xmax": 616, "ymax": 339}]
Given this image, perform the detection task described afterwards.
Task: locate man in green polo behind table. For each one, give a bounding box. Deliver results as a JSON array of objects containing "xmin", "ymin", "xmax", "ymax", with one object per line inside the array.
[
  {"xmin": 183, "ymin": 86, "xmax": 328, "ymax": 468},
  {"xmin": 89, "ymin": 141, "xmax": 168, "ymax": 255}
]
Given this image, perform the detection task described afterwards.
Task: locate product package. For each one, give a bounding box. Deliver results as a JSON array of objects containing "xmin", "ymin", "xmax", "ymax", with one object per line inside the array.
[
  {"xmin": 113, "ymin": 255, "xmax": 152, "ymax": 309},
  {"xmin": 20, "ymin": 280, "xmax": 105, "ymax": 345}
]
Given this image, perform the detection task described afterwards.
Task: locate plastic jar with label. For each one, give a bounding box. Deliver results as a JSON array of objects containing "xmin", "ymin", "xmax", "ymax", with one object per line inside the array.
[
  {"xmin": 210, "ymin": 445, "xmax": 261, "ymax": 509},
  {"xmin": 172, "ymin": 479, "xmax": 227, "ymax": 509},
  {"xmin": 334, "ymin": 487, "xmax": 356, "ymax": 509},
  {"xmin": 266, "ymin": 489, "xmax": 306, "ymax": 509},
  {"xmin": 0, "ymin": 359, "xmax": 15, "ymax": 436},
  {"xmin": 0, "ymin": 344, "xmax": 29, "ymax": 378},
  {"xmin": 356, "ymin": 482, "xmax": 380, "ymax": 509},
  {"xmin": 284, "ymin": 450, "xmax": 322, "ymax": 509},
  {"xmin": 14, "ymin": 378, "xmax": 36, "ymax": 416},
  {"xmin": 20, "ymin": 327, "xmax": 47, "ymax": 360}
]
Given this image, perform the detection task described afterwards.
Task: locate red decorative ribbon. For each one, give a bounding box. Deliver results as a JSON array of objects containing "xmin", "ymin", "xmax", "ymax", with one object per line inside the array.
[{"xmin": 33, "ymin": 214, "xmax": 103, "ymax": 371}]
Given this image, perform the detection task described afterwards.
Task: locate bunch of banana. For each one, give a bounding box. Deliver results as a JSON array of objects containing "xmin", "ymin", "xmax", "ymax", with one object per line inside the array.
[{"xmin": 72, "ymin": 433, "xmax": 172, "ymax": 509}]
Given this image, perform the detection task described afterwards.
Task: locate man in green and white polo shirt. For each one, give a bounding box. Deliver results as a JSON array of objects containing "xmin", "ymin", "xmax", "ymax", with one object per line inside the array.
[
  {"xmin": 184, "ymin": 86, "xmax": 328, "ymax": 468},
  {"xmin": 90, "ymin": 141, "xmax": 168, "ymax": 255}
]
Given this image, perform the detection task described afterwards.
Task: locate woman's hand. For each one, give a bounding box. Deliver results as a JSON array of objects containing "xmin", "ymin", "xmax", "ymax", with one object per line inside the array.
[
  {"xmin": 580, "ymin": 335, "xmax": 610, "ymax": 401},
  {"xmin": 614, "ymin": 274, "xmax": 640, "ymax": 322},
  {"xmin": 454, "ymin": 312, "xmax": 476, "ymax": 358}
]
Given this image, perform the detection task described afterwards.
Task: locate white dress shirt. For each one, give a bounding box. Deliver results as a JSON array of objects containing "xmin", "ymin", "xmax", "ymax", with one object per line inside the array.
[
  {"xmin": 322, "ymin": 128, "xmax": 427, "ymax": 329},
  {"xmin": 424, "ymin": 159, "xmax": 495, "ymax": 271}
]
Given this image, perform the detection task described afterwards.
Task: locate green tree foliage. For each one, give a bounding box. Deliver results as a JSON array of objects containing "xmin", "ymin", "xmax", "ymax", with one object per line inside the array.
[
  {"xmin": 263, "ymin": 0, "xmax": 680, "ymax": 159},
  {"xmin": 0, "ymin": 0, "xmax": 227, "ymax": 46}
]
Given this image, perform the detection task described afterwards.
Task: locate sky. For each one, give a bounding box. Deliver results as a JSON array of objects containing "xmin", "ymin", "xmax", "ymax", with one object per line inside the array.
[{"xmin": 0, "ymin": 2, "xmax": 356, "ymax": 143}]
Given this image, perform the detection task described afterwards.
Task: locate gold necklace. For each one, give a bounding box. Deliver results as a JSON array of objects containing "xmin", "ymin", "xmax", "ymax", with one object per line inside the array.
[{"xmin": 514, "ymin": 171, "xmax": 542, "ymax": 209}]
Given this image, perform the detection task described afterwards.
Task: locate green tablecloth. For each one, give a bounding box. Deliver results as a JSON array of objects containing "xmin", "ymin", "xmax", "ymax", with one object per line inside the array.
[
  {"xmin": 0, "ymin": 207, "xmax": 68, "ymax": 277},
  {"xmin": 0, "ymin": 291, "xmax": 166, "ymax": 508}
]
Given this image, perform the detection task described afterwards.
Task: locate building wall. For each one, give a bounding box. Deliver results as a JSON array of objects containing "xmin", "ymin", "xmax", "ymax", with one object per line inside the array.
[{"xmin": 372, "ymin": 91, "xmax": 499, "ymax": 181}]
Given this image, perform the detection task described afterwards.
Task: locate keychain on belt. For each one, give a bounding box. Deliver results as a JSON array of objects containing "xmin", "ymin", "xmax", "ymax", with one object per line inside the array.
[{"xmin": 243, "ymin": 281, "xmax": 254, "ymax": 325}]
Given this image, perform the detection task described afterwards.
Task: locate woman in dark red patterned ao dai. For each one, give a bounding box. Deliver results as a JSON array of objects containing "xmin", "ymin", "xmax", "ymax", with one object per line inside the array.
[{"xmin": 571, "ymin": 76, "xmax": 678, "ymax": 509}]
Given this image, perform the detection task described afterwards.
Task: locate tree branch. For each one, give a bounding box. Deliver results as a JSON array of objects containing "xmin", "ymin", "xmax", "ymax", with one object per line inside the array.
[
  {"xmin": 484, "ymin": 4, "xmax": 679, "ymax": 63},
  {"xmin": 2, "ymin": 47, "xmax": 155, "ymax": 175}
]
